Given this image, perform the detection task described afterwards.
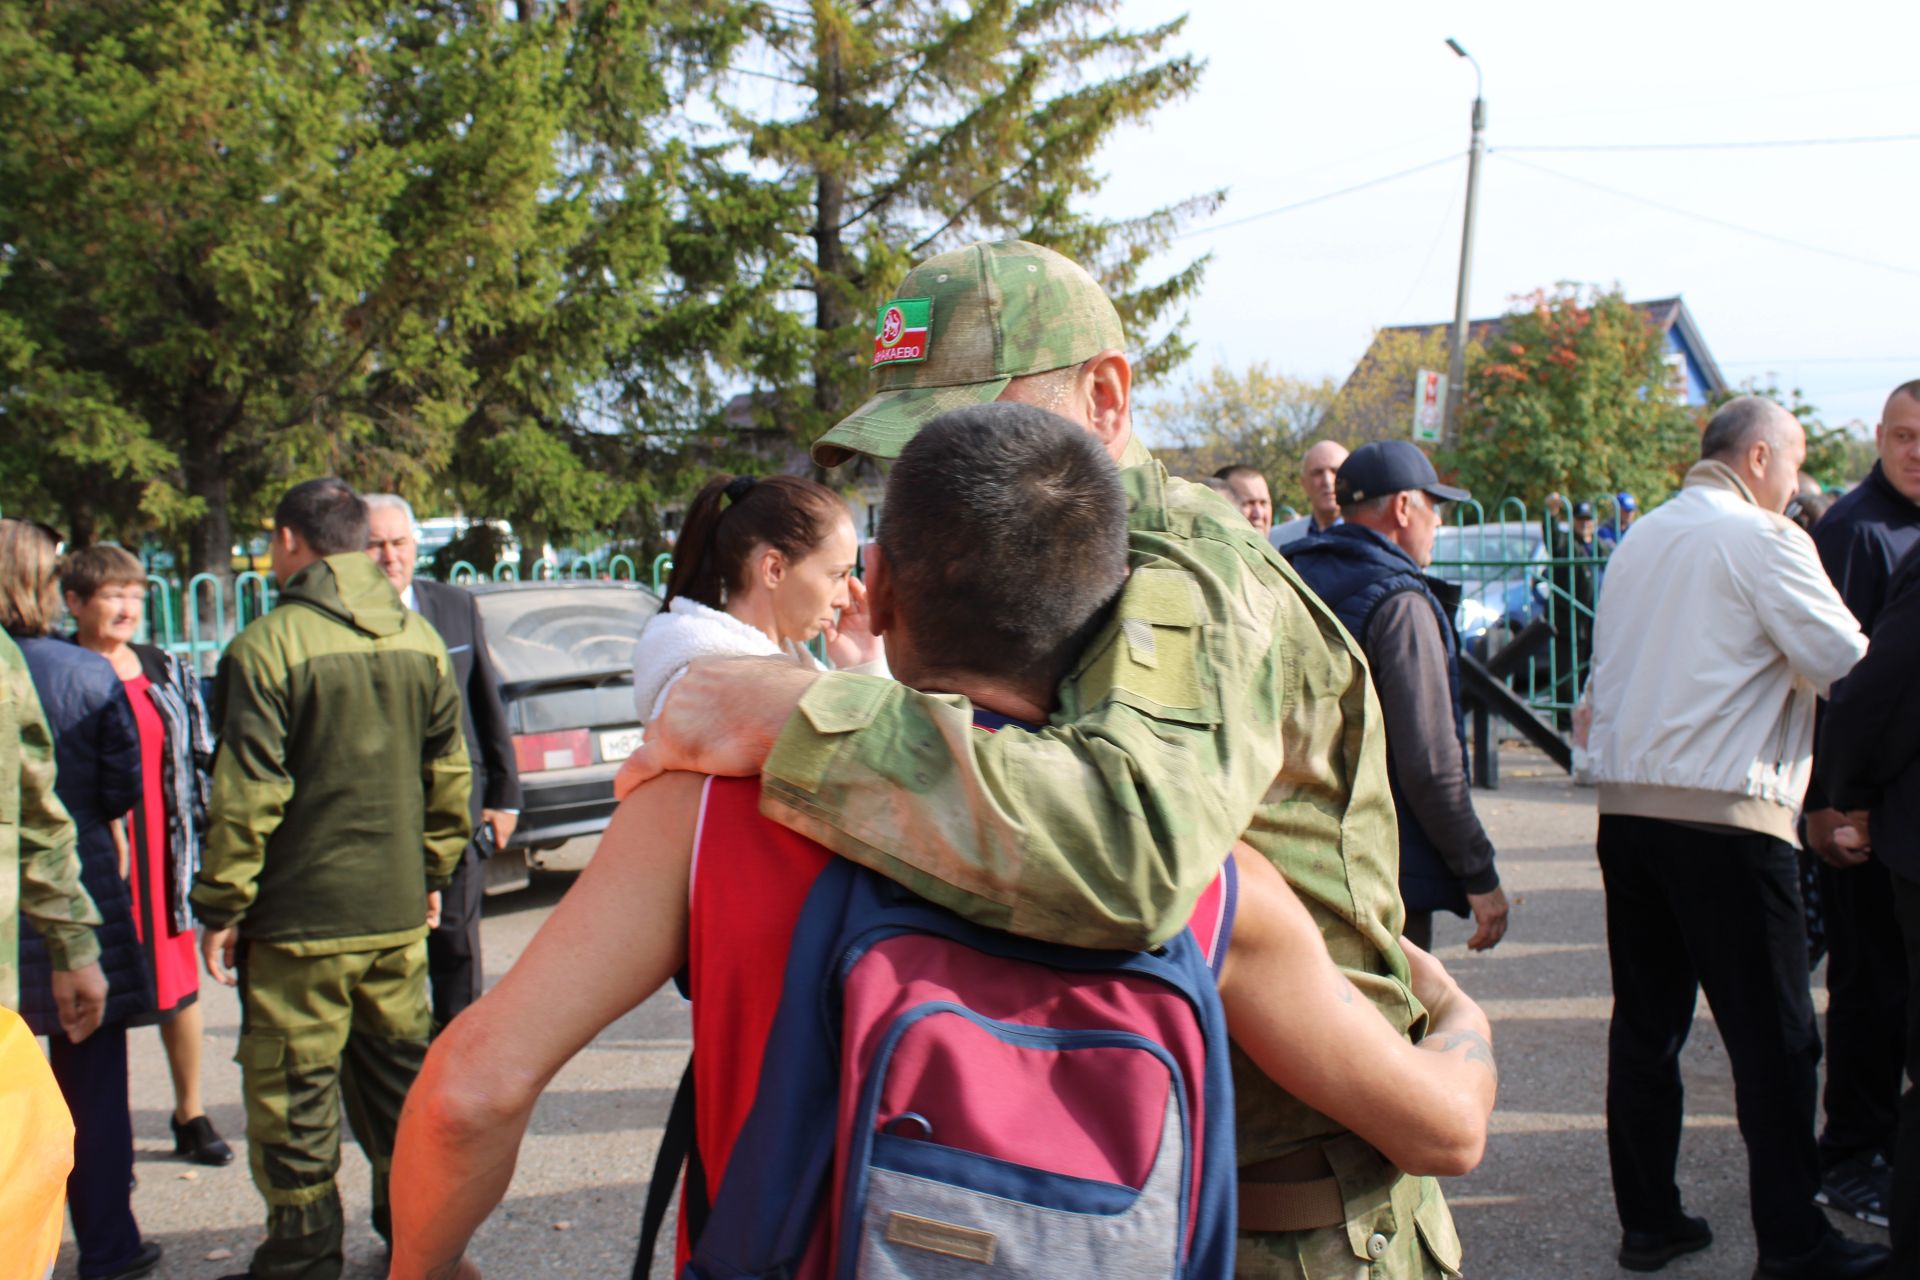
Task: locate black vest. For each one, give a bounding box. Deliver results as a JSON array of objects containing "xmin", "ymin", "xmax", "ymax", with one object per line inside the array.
[{"xmin": 1287, "ymin": 525, "xmax": 1469, "ymax": 915}]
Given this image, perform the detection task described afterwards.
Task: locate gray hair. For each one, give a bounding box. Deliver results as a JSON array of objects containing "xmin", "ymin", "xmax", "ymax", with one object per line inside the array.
[
  {"xmin": 362, "ymin": 493, "xmax": 418, "ymax": 528},
  {"xmin": 1700, "ymin": 396, "xmax": 1793, "ymax": 461}
]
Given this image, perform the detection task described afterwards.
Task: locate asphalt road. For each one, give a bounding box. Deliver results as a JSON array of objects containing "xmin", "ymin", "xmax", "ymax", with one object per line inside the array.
[{"xmin": 63, "ymin": 746, "xmax": 1886, "ymax": 1277}]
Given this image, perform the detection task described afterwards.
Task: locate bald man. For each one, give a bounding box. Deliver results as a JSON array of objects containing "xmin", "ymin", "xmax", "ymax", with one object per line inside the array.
[
  {"xmin": 1587, "ymin": 397, "xmax": 1883, "ymax": 1277},
  {"xmin": 1271, "ymin": 440, "xmax": 1349, "ymax": 549}
]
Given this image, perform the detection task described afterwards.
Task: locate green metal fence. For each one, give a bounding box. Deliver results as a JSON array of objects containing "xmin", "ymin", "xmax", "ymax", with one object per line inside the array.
[
  {"xmin": 1426, "ymin": 496, "xmax": 1627, "ymax": 730},
  {"xmin": 139, "ymin": 552, "xmax": 652, "ymax": 670}
]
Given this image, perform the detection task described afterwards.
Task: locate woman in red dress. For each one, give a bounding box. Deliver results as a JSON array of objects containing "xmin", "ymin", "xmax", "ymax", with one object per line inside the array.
[{"xmin": 62, "ymin": 545, "xmax": 233, "ymax": 1165}]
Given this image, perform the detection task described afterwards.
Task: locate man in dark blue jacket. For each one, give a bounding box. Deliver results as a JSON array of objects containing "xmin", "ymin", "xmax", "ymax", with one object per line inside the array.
[
  {"xmin": 1287, "ymin": 441, "xmax": 1508, "ymax": 953},
  {"xmin": 1803, "ymin": 379, "xmax": 1920, "ymax": 1229},
  {"xmin": 1820, "ymin": 540, "xmax": 1920, "ymax": 1271}
]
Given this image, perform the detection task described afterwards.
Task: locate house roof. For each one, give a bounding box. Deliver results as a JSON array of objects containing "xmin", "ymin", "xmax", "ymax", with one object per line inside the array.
[{"xmin": 1363, "ymin": 296, "xmax": 1727, "ymax": 395}]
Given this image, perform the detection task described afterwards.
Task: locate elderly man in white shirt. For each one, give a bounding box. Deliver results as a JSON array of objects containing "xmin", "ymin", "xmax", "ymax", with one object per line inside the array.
[{"xmin": 1585, "ymin": 396, "xmax": 1882, "ymax": 1280}]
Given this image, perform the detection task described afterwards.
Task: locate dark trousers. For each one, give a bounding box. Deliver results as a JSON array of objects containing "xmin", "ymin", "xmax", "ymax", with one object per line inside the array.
[
  {"xmin": 1597, "ymin": 814, "xmax": 1828, "ymax": 1259},
  {"xmin": 1892, "ymin": 872, "xmax": 1920, "ymax": 1273},
  {"xmin": 1403, "ymin": 909, "xmax": 1434, "ymax": 952},
  {"xmin": 1817, "ymin": 854, "xmax": 1909, "ymax": 1164},
  {"xmin": 427, "ymin": 844, "xmax": 487, "ymax": 1031},
  {"xmin": 48, "ymin": 1021, "xmax": 145, "ymax": 1278}
]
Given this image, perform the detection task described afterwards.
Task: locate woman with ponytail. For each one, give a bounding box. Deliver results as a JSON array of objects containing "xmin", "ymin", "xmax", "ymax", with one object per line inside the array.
[{"xmin": 632, "ymin": 474, "xmax": 882, "ymax": 721}]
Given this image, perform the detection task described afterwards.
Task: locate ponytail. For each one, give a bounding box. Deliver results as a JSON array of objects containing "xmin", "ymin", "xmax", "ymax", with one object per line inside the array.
[{"xmin": 665, "ymin": 473, "xmax": 848, "ymax": 609}]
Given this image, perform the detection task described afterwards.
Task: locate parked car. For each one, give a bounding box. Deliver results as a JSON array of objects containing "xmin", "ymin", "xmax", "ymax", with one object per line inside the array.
[
  {"xmin": 1428, "ymin": 521, "xmax": 1546, "ymax": 647},
  {"xmin": 469, "ymin": 579, "xmax": 663, "ymax": 892}
]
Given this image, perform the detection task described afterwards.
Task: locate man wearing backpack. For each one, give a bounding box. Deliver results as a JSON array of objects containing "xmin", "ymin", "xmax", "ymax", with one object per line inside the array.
[
  {"xmin": 387, "ymin": 405, "xmax": 1498, "ymax": 1280},
  {"xmin": 617, "ymin": 240, "xmax": 1448, "ymax": 1276}
]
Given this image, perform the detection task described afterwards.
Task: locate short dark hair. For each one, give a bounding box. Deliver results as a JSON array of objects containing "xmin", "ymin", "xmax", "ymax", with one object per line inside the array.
[
  {"xmin": 1213, "ymin": 464, "xmax": 1265, "ymax": 484},
  {"xmin": 1700, "ymin": 396, "xmax": 1787, "ymax": 461},
  {"xmin": 274, "ymin": 477, "xmax": 369, "ymax": 556},
  {"xmin": 60, "ymin": 544, "xmax": 145, "ymax": 602},
  {"xmin": 881, "ymin": 403, "xmax": 1128, "ymax": 697},
  {"xmin": 1887, "ymin": 379, "xmax": 1920, "ymax": 414}
]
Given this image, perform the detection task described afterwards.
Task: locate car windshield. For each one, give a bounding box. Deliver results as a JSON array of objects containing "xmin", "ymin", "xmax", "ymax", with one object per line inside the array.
[
  {"xmin": 1431, "ymin": 526, "xmax": 1540, "ymax": 584},
  {"xmin": 474, "ymin": 585, "xmax": 663, "ymax": 683}
]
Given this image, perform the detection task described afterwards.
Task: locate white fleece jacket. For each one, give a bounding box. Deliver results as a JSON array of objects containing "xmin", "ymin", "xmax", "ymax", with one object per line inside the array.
[
  {"xmin": 1586, "ymin": 460, "xmax": 1867, "ymax": 843},
  {"xmin": 631, "ymin": 597, "xmax": 810, "ymax": 722}
]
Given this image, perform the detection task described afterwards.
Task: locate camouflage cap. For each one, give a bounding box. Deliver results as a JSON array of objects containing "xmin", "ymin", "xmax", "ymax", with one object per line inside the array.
[{"xmin": 812, "ymin": 239, "xmax": 1125, "ymax": 467}]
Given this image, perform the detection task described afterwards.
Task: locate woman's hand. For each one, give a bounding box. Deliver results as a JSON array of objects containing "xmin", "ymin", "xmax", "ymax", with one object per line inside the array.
[{"xmin": 823, "ymin": 575, "xmax": 885, "ymax": 669}]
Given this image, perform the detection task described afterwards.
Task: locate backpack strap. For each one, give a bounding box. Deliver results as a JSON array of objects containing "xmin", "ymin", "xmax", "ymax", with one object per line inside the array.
[{"xmin": 633, "ymin": 1056, "xmax": 709, "ymax": 1280}]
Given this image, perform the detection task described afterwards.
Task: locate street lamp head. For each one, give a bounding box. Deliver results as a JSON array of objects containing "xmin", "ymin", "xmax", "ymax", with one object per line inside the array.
[
  {"xmin": 1444, "ymin": 36, "xmax": 1483, "ymax": 101},
  {"xmin": 1446, "ymin": 37, "xmax": 1467, "ymax": 57}
]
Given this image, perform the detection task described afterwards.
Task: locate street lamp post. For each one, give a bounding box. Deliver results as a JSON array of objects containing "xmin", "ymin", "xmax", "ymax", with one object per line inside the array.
[{"xmin": 1444, "ymin": 37, "xmax": 1485, "ymax": 444}]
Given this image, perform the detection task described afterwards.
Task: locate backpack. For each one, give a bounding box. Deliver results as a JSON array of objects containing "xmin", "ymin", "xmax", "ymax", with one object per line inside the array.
[{"xmin": 636, "ymin": 847, "xmax": 1239, "ymax": 1279}]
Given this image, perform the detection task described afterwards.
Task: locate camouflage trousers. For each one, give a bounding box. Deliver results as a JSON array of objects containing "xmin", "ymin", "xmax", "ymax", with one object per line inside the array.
[
  {"xmin": 236, "ymin": 938, "xmax": 431, "ymax": 1280},
  {"xmin": 1235, "ymin": 1163, "xmax": 1461, "ymax": 1279}
]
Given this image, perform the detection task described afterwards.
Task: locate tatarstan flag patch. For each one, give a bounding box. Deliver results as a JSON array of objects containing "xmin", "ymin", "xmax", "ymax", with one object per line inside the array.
[{"xmin": 872, "ymin": 297, "xmax": 932, "ymax": 367}]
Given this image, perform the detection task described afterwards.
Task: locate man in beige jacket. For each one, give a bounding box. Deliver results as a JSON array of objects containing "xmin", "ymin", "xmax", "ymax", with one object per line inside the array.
[{"xmin": 1586, "ymin": 397, "xmax": 1881, "ymax": 1280}]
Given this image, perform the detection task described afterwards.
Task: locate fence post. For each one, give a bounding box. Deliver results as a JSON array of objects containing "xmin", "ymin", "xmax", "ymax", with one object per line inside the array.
[
  {"xmin": 183, "ymin": 573, "xmax": 227, "ymax": 674},
  {"xmin": 448, "ymin": 560, "xmax": 478, "ymax": 584},
  {"xmin": 143, "ymin": 575, "xmax": 179, "ymax": 655},
  {"xmin": 492, "ymin": 560, "xmax": 519, "ymax": 582},
  {"xmin": 651, "ymin": 553, "xmax": 673, "ymax": 594},
  {"xmin": 608, "ymin": 554, "xmax": 636, "ymax": 582}
]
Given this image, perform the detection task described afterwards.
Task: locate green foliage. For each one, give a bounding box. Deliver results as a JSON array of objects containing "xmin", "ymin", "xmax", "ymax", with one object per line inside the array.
[
  {"xmin": 0, "ymin": 1, "xmax": 742, "ymax": 569},
  {"xmin": 1439, "ymin": 286, "xmax": 1698, "ymax": 509},
  {"xmin": 716, "ymin": 1, "xmax": 1219, "ymax": 443},
  {"xmin": 1325, "ymin": 328, "xmax": 1457, "ymax": 447},
  {"xmin": 1136, "ymin": 364, "xmax": 1337, "ymax": 510}
]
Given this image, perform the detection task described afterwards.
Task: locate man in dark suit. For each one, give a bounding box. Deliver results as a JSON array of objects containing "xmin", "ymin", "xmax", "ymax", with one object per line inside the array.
[{"xmin": 365, "ymin": 494, "xmax": 522, "ymax": 1030}]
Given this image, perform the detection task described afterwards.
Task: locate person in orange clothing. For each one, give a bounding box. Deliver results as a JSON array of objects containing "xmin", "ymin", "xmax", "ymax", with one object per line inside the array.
[{"xmin": 0, "ymin": 1004, "xmax": 76, "ymax": 1280}]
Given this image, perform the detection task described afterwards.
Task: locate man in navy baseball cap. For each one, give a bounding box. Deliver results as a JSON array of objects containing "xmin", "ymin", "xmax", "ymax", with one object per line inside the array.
[
  {"xmin": 1287, "ymin": 441, "xmax": 1507, "ymax": 958},
  {"xmin": 1333, "ymin": 439, "xmax": 1471, "ymax": 509}
]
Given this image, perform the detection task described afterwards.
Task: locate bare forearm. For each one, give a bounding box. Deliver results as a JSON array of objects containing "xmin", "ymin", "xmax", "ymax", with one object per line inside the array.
[{"xmin": 389, "ymin": 1032, "xmax": 536, "ymax": 1278}]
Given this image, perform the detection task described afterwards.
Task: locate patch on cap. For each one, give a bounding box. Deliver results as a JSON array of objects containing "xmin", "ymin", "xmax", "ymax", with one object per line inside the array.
[{"xmin": 872, "ymin": 298, "xmax": 933, "ymax": 368}]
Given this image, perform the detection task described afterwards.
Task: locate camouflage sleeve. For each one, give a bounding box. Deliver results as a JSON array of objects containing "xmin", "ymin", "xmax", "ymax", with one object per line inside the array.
[
  {"xmin": 419, "ymin": 644, "xmax": 472, "ymax": 889},
  {"xmin": 193, "ymin": 641, "xmax": 291, "ymax": 929},
  {"xmin": 13, "ymin": 656, "xmax": 102, "ymax": 972},
  {"xmin": 760, "ymin": 464, "xmax": 1292, "ymax": 949}
]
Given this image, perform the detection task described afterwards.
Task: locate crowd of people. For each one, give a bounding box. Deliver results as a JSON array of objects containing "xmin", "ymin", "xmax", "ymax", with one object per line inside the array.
[{"xmin": 0, "ymin": 234, "xmax": 1914, "ymax": 1280}]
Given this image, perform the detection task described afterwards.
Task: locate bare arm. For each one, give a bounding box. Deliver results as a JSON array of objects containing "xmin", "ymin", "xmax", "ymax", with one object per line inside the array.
[
  {"xmin": 1219, "ymin": 844, "xmax": 1496, "ymax": 1176},
  {"xmin": 388, "ymin": 772, "xmax": 705, "ymax": 1280}
]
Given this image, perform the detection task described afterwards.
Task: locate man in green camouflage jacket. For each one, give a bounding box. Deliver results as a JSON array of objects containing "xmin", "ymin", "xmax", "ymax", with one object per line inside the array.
[
  {"xmin": 195, "ymin": 478, "xmax": 470, "ymax": 1280},
  {"xmin": 620, "ymin": 240, "xmax": 1465, "ymax": 1277},
  {"xmin": 2, "ymin": 627, "xmax": 105, "ymax": 1037}
]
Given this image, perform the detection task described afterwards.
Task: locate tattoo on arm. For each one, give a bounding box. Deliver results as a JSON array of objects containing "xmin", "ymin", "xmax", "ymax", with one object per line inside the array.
[{"xmin": 1424, "ymin": 1029, "xmax": 1497, "ymax": 1080}]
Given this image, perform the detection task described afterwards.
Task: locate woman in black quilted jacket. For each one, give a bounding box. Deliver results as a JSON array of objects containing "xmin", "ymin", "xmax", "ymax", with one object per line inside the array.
[{"xmin": 1, "ymin": 518, "xmax": 162, "ymax": 1280}]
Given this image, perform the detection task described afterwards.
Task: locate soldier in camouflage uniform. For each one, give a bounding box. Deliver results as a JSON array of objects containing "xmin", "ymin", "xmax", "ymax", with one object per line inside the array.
[
  {"xmin": 194, "ymin": 480, "xmax": 471, "ymax": 1280},
  {"xmin": 2, "ymin": 626, "xmax": 105, "ymax": 1033},
  {"xmin": 620, "ymin": 240, "xmax": 1474, "ymax": 1277}
]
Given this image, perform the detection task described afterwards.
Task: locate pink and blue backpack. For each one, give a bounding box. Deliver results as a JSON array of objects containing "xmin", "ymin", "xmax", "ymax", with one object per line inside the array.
[{"xmin": 636, "ymin": 746, "xmax": 1239, "ymax": 1280}]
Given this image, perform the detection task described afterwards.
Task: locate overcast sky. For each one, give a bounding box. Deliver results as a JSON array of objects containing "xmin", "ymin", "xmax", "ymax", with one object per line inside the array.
[{"xmin": 1097, "ymin": 0, "xmax": 1920, "ymax": 432}]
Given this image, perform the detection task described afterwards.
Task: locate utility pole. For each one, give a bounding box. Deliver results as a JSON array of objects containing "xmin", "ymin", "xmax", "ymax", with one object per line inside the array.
[{"xmin": 1444, "ymin": 37, "xmax": 1485, "ymax": 444}]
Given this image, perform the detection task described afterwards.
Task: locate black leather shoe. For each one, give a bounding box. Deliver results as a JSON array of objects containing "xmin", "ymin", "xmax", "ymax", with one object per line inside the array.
[
  {"xmin": 89, "ymin": 1240, "xmax": 162, "ymax": 1280},
  {"xmin": 1753, "ymin": 1231, "xmax": 1890, "ymax": 1279},
  {"xmin": 172, "ymin": 1112, "xmax": 235, "ymax": 1165},
  {"xmin": 1620, "ymin": 1214, "xmax": 1712, "ymax": 1271}
]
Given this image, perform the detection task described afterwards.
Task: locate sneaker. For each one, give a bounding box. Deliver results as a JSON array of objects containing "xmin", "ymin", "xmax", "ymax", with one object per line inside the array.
[
  {"xmin": 172, "ymin": 1113, "xmax": 236, "ymax": 1166},
  {"xmin": 1814, "ymin": 1153, "xmax": 1891, "ymax": 1230},
  {"xmin": 1753, "ymin": 1231, "xmax": 1890, "ymax": 1279},
  {"xmin": 1619, "ymin": 1214, "xmax": 1712, "ymax": 1271}
]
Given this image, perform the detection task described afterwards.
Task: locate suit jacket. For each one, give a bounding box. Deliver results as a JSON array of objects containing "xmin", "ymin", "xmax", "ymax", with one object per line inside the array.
[{"xmin": 411, "ymin": 578, "xmax": 522, "ymax": 832}]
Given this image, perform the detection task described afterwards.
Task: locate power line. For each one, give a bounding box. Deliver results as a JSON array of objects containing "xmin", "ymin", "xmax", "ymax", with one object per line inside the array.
[
  {"xmin": 1173, "ymin": 153, "xmax": 1462, "ymax": 241},
  {"xmin": 1496, "ymin": 131, "xmax": 1920, "ymax": 154},
  {"xmin": 1495, "ymin": 153, "xmax": 1920, "ymax": 280},
  {"xmin": 1722, "ymin": 356, "xmax": 1918, "ymax": 367}
]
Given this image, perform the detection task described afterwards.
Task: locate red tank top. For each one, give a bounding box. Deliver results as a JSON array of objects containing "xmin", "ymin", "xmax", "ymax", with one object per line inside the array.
[{"xmin": 679, "ymin": 772, "xmax": 1232, "ymax": 1261}]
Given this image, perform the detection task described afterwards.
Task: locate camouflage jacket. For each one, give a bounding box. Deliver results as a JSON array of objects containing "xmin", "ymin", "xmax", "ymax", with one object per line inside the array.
[
  {"xmin": 762, "ymin": 438, "xmax": 1422, "ymax": 1161},
  {"xmin": 1, "ymin": 629, "xmax": 100, "ymax": 1011}
]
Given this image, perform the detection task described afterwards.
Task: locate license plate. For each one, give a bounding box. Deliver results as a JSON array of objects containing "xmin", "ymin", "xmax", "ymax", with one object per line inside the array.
[{"xmin": 599, "ymin": 728, "xmax": 644, "ymax": 763}]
